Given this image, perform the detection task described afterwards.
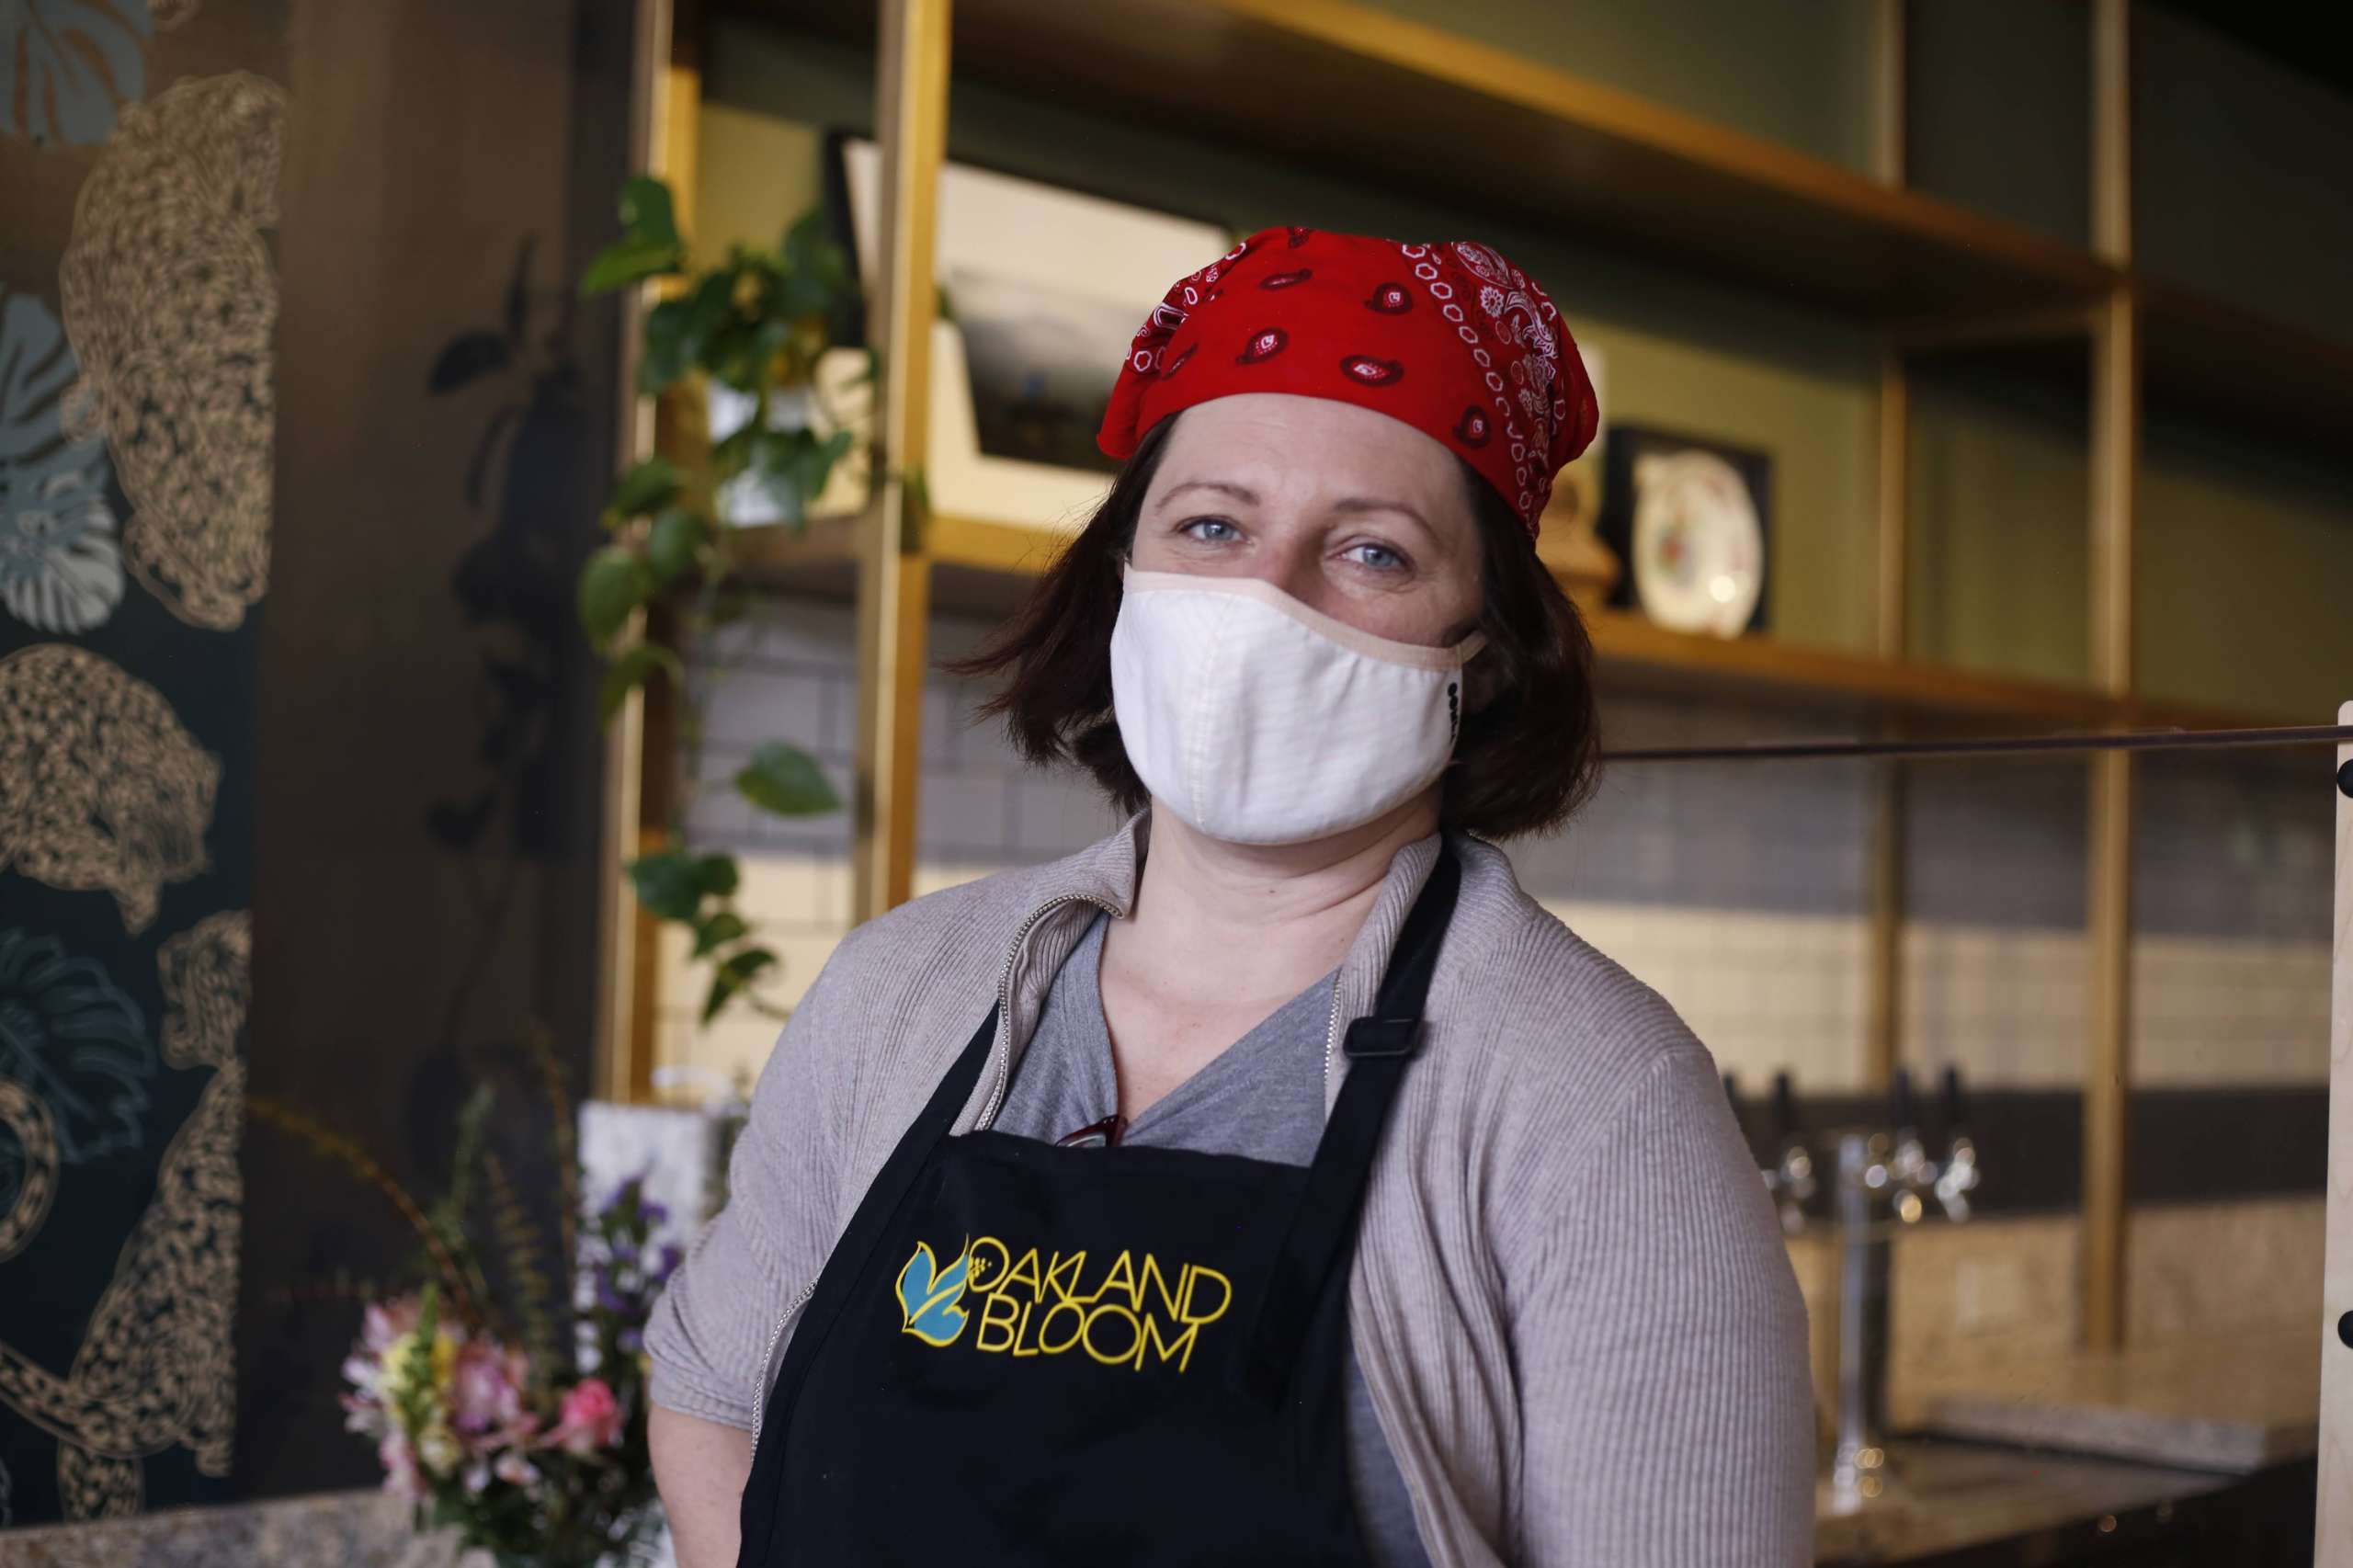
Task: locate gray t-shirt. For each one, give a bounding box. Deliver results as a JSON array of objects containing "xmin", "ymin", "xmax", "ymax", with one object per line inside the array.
[{"xmin": 991, "ymin": 911, "xmax": 1433, "ymax": 1568}]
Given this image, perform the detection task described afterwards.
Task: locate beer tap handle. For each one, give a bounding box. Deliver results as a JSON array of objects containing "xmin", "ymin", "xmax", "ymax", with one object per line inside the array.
[
  {"xmin": 1768, "ymin": 1071, "xmax": 1813, "ymax": 1230},
  {"xmin": 1940, "ymin": 1065, "xmax": 1970, "ymax": 1135},
  {"xmin": 1934, "ymin": 1065, "xmax": 1980, "ymax": 1221}
]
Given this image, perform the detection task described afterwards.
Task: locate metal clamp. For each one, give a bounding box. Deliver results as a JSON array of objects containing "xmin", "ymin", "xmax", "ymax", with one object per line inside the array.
[{"xmin": 1343, "ymin": 1017, "xmax": 1422, "ymax": 1059}]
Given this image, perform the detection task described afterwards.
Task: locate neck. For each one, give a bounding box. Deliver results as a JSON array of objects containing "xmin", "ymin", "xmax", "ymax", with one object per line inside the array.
[{"xmin": 1120, "ymin": 795, "xmax": 1439, "ymax": 994}]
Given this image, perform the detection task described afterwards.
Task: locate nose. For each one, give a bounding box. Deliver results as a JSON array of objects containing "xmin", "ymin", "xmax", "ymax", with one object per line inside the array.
[{"xmin": 1240, "ymin": 517, "xmax": 1331, "ymax": 613}]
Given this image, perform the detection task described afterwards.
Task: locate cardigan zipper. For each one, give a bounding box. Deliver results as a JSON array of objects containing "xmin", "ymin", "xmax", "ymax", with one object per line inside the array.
[
  {"xmin": 748, "ymin": 1280, "xmax": 813, "ymax": 1452},
  {"xmin": 749, "ymin": 889, "xmax": 1116, "ymax": 1451},
  {"xmin": 1321, "ymin": 972, "xmax": 1343, "ymax": 1101}
]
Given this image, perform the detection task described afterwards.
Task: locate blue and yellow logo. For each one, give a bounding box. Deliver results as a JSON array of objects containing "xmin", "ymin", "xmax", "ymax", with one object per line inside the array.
[
  {"xmin": 895, "ymin": 1241, "xmax": 972, "ymax": 1346},
  {"xmin": 890, "ymin": 1233, "xmax": 1233, "ymax": 1373}
]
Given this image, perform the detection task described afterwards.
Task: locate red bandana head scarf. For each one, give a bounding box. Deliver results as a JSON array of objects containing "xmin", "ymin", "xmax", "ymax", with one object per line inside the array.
[{"xmin": 1097, "ymin": 225, "xmax": 1598, "ymax": 540}]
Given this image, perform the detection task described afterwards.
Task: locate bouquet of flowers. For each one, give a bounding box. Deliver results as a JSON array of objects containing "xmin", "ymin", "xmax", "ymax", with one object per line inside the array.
[{"xmin": 254, "ymin": 1050, "xmax": 682, "ymax": 1568}]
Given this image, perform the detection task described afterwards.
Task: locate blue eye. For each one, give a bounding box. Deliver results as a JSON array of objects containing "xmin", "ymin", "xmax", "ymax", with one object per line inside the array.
[
  {"xmin": 1181, "ymin": 517, "xmax": 1240, "ymax": 543},
  {"xmin": 1347, "ymin": 541, "xmax": 1407, "ymax": 572}
]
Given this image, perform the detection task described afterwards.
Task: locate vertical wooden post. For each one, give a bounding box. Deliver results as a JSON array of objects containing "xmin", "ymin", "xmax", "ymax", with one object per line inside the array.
[
  {"xmin": 1861, "ymin": 0, "xmax": 1907, "ymax": 1095},
  {"xmin": 1866, "ymin": 351, "xmax": 1910, "ymax": 1090},
  {"xmin": 2319, "ymin": 703, "xmax": 2353, "ymax": 1553},
  {"xmin": 1869, "ymin": 0, "xmax": 1905, "ymax": 188},
  {"xmin": 855, "ymin": 0, "xmax": 949, "ymax": 922},
  {"xmin": 2091, "ymin": 0, "xmax": 2131, "ymax": 266},
  {"xmin": 2082, "ymin": 0, "xmax": 2138, "ymax": 1344},
  {"xmin": 598, "ymin": 0, "xmax": 699, "ymax": 1104},
  {"xmin": 2082, "ymin": 298, "xmax": 2140, "ymax": 1351}
]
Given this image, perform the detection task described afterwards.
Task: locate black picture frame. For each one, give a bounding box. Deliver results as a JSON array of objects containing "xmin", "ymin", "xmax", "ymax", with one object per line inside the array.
[{"xmin": 1596, "ymin": 423, "xmax": 1773, "ymax": 636}]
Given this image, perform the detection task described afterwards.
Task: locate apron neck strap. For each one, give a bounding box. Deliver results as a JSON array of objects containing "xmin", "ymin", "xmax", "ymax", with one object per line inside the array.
[{"xmin": 1245, "ymin": 839, "xmax": 1463, "ymax": 1398}]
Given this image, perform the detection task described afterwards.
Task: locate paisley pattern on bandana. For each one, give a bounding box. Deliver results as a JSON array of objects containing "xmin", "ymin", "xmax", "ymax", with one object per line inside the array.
[{"xmin": 1097, "ymin": 226, "xmax": 1596, "ymax": 540}]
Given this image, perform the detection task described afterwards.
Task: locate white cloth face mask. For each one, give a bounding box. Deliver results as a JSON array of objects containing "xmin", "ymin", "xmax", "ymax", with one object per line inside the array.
[{"xmin": 1108, "ymin": 566, "xmax": 1486, "ymax": 846}]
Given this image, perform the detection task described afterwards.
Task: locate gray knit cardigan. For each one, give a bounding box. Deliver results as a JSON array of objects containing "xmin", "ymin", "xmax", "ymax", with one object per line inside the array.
[{"xmin": 645, "ymin": 812, "xmax": 1816, "ymax": 1565}]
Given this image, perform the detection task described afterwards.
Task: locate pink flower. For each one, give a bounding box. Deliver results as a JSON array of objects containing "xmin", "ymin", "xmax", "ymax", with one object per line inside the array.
[
  {"xmin": 494, "ymin": 1447, "xmax": 542, "ymax": 1491},
  {"xmin": 379, "ymin": 1429, "xmax": 427, "ymax": 1504},
  {"xmin": 361, "ymin": 1297, "xmax": 422, "ymax": 1355},
  {"xmin": 449, "ymin": 1343, "xmax": 526, "ymax": 1436},
  {"xmin": 544, "ymin": 1377, "xmax": 622, "ymax": 1455}
]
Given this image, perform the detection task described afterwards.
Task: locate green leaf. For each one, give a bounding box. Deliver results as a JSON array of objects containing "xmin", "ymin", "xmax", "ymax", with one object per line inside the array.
[
  {"xmin": 620, "ymin": 176, "xmax": 681, "ymax": 248},
  {"xmin": 746, "ymin": 426, "xmax": 857, "ymax": 525},
  {"xmin": 684, "ymin": 268, "xmax": 737, "ymax": 353},
  {"xmin": 580, "ymin": 234, "xmax": 684, "ymax": 296},
  {"xmin": 597, "ymin": 642, "xmax": 683, "ymax": 723},
  {"xmin": 626, "ymin": 850, "xmax": 710, "ymax": 923},
  {"xmin": 703, "ymin": 947, "xmax": 779, "ymax": 1023},
  {"xmin": 781, "ymin": 208, "xmax": 835, "ymax": 276},
  {"xmin": 691, "ymin": 910, "xmax": 749, "ymax": 958},
  {"xmin": 646, "ymin": 506, "xmax": 705, "ymax": 584},
  {"xmin": 736, "ymin": 743, "xmax": 840, "ymax": 817},
  {"xmin": 693, "ymin": 853, "xmax": 740, "ymax": 898},
  {"xmin": 608, "ymin": 455, "xmax": 681, "ymax": 519},
  {"xmin": 578, "ymin": 546, "xmax": 654, "ymax": 647},
  {"xmin": 770, "ymin": 271, "xmax": 835, "ymax": 324},
  {"xmin": 639, "ymin": 295, "xmax": 695, "ymax": 394}
]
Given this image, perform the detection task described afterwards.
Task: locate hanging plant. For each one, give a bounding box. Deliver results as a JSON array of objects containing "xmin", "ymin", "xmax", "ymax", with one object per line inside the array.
[{"xmin": 579, "ymin": 177, "xmax": 864, "ymax": 1024}]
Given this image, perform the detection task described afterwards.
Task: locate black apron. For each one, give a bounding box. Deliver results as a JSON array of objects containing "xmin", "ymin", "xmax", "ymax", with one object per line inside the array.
[{"xmin": 735, "ymin": 844, "xmax": 1461, "ymax": 1567}]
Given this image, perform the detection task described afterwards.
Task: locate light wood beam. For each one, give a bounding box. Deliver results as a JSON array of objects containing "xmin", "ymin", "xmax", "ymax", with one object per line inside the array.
[{"xmin": 854, "ymin": 0, "xmax": 949, "ymax": 922}]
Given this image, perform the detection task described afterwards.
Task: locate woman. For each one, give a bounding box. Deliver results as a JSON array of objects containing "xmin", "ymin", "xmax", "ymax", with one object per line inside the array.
[{"xmin": 646, "ymin": 227, "xmax": 1813, "ymax": 1567}]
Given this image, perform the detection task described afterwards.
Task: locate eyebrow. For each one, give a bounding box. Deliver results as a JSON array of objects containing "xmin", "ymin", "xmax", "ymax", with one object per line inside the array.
[{"xmin": 1157, "ymin": 479, "xmax": 1435, "ymax": 534}]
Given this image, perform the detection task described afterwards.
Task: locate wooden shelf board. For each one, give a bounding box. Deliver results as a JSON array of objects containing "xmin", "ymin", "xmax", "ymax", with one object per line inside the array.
[
  {"xmin": 2139, "ymin": 282, "xmax": 2353, "ymax": 454},
  {"xmin": 761, "ymin": 0, "xmax": 2116, "ymax": 320},
  {"xmin": 729, "ymin": 512, "xmax": 2243, "ymax": 736},
  {"xmin": 1582, "ymin": 609, "xmax": 2119, "ymax": 728}
]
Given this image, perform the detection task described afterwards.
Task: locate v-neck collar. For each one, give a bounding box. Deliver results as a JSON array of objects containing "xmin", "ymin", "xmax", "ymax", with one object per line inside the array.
[{"xmin": 1060, "ymin": 908, "xmax": 1338, "ymax": 1144}]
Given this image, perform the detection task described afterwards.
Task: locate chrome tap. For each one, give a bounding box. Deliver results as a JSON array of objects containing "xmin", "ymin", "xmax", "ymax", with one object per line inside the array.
[
  {"xmin": 1724, "ymin": 1071, "xmax": 1817, "ymax": 1236},
  {"xmin": 1766, "ymin": 1072, "xmax": 1815, "ymax": 1235},
  {"xmin": 1823, "ymin": 1065, "xmax": 1982, "ymax": 1506}
]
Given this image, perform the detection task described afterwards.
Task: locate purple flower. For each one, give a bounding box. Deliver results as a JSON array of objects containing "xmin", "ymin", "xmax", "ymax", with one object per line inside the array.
[{"xmin": 618, "ymin": 1326, "xmax": 642, "ymax": 1354}]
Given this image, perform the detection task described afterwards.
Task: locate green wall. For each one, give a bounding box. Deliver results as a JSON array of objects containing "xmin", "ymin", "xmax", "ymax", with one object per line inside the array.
[
  {"xmin": 1905, "ymin": 0, "xmax": 2089, "ymax": 248},
  {"xmin": 1353, "ymin": 0, "xmax": 1877, "ymax": 175},
  {"xmin": 1905, "ymin": 363, "xmax": 2089, "ymax": 687}
]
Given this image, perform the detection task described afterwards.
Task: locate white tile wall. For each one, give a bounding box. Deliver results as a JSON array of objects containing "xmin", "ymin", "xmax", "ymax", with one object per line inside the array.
[
  {"xmin": 654, "ymin": 594, "xmax": 2336, "ymax": 1430},
  {"xmin": 654, "ymin": 596, "xmax": 2335, "ymax": 1103}
]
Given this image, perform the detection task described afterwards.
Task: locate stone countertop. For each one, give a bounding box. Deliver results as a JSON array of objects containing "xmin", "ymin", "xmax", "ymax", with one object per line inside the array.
[
  {"xmin": 1910, "ymin": 1328, "xmax": 2319, "ymax": 1472},
  {"xmin": 0, "ymin": 1494, "xmax": 677, "ymax": 1568},
  {"xmin": 1813, "ymin": 1436, "xmax": 2243, "ymax": 1565}
]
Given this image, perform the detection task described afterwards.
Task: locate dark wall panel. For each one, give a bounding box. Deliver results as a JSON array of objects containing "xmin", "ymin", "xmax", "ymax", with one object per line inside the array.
[
  {"xmin": 0, "ymin": 0, "xmax": 633, "ymax": 1531},
  {"xmin": 239, "ymin": 0, "xmax": 633, "ymax": 1502}
]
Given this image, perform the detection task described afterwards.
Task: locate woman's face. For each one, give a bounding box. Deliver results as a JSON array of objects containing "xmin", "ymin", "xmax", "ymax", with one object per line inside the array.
[{"xmin": 1128, "ymin": 393, "xmax": 1485, "ymax": 647}]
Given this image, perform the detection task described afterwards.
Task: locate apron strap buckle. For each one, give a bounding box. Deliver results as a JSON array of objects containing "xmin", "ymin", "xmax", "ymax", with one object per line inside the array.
[{"xmin": 1343, "ymin": 1017, "xmax": 1422, "ymax": 1059}]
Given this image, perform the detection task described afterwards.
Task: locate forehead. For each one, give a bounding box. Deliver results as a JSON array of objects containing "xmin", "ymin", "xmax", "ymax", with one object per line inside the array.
[{"xmin": 1151, "ymin": 393, "xmax": 1471, "ymax": 510}]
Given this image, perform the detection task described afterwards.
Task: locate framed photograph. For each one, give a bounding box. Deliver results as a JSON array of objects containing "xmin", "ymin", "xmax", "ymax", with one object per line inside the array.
[
  {"xmin": 1597, "ymin": 425, "xmax": 1771, "ymax": 638},
  {"xmin": 828, "ymin": 132, "xmax": 1233, "ymax": 531}
]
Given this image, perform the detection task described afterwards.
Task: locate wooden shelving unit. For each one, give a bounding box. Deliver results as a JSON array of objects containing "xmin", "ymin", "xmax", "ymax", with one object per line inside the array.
[
  {"xmin": 733, "ymin": 506, "xmax": 2298, "ymax": 736},
  {"xmin": 764, "ymin": 0, "xmax": 2353, "ymax": 459},
  {"xmin": 629, "ymin": 0, "xmax": 2347, "ymax": 1355},
  {"xmin": 782, "ymin": 0, "xmax": 2119, "ymax": 318}
]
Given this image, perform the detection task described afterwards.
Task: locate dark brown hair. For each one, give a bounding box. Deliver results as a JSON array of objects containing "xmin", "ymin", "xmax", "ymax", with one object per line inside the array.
[{"xmin": 946, "ymin": 412, "xmax": 1604, "ymax": 840}]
